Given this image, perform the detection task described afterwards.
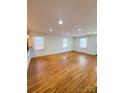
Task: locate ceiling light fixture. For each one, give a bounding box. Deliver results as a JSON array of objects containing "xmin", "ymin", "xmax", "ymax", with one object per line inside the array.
[
  {"xmin": 49, "ymin": 29, "xmax": 53, "ymax": 32},
  {"xmin": 58, "ymin": 20, "xmax": 63, "ymax": 25},
  {"xmin": 78, "ymin": 28, "xmax": 82, "ymax": 31}
]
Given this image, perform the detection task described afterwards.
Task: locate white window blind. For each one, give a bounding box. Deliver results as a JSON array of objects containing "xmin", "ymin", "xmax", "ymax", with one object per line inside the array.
[
  {"xmin": 80, "ymin": 38, "xmax": 87, "ymax": 48},
  {"xmin": 63, "ymin": 38, "xmax": 68, "ymax": 48},
  {"xmin": 33, "ymin": 36, "xmax": 44, "ymax": 50}
]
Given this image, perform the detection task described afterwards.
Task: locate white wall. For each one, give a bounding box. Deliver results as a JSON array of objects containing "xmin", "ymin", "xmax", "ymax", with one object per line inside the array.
[
  {"xmin": 27, "ymin": 48, "xmax": 33, "ymax": 69},
  {"xmin": 27, "ymin": 33, "xmax": 97, "ymax": 69},
  {"xmin": 73, "ymin": 34, "xmax": 97, "ymax": 55},
  {"xmin": 32, "ymin": 34, "xmax": 73, "ymax": 58}
]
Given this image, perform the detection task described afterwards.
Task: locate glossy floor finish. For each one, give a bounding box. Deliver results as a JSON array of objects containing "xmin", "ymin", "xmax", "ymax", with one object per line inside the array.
[{"xmin": 28, "ymin": 51, "xmax": 97, "ymax": 93}]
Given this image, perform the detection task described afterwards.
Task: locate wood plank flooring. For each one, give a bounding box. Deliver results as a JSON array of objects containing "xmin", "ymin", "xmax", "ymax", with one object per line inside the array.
[{"xmin": 27, "ymin": 51, "xmax": 97, "ymax": 93}]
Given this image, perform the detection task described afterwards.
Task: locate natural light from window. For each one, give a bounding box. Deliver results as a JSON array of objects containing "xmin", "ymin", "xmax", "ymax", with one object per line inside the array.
[
  {"xmin": 63, "ymin": 38, "xmax": 68, "ymax": 48},
  {"xmin": 33, "ymin": 36, "xmax": 44, "ymax": 50},
  {"xmin": 80, "ymin": 38, "xmax": 87, "ymax": 48}
]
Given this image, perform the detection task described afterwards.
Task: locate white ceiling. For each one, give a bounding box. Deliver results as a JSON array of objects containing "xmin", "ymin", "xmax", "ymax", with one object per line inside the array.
[{"xmin": 28, "ymin": 0, "xmax": 97, "ymax": 37}]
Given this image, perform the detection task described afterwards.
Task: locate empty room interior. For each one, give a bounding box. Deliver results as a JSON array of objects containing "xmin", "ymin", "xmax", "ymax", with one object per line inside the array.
[{"xmin": 27, "ymin": 0, "xmax": 97, "ymax": 93}]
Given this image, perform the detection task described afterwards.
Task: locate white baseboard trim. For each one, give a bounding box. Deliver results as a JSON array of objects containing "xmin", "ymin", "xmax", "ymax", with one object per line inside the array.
[
  {"xmin": 32, "ymin": 50, "xmax": 73, "ymax": 58},
  {"xmin": 73, "ymin": 50, "xmax": 97, "ymax": 55}
]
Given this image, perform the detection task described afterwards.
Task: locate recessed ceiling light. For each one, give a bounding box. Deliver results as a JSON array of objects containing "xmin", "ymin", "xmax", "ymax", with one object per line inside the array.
[
  {"xmin": 49, "ymin": 29, "xmax": 53, "ymax": 32},
  {"xmin": 78, "ymin": 28, "xmax": 82, "ymax": 31},
  {"xmin": 58, "ymin": 20, "xmax": 63, "ymax": 25},
  {"xmin": 87, "ymin": 32, "xmax": 90, "ymax": 34}
]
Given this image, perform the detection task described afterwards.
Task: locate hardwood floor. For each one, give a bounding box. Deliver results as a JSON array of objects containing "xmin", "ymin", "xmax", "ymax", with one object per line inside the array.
[{"xmin": 27, "ymin": 51, "xmax": 97, "ymax": 93}]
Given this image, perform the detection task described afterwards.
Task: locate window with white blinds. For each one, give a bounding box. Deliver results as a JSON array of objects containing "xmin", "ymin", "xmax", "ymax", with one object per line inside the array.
[
  {"xmin": 80, "ymin": 38, "xmax": 87, "ymax": 48},
  {"xmin": 33, "ymin": 36, "xmax": 44, "ymax": 50},
  {"xmin": 63, "ymin": 38, "xmax": 68, "ymax": 48}
]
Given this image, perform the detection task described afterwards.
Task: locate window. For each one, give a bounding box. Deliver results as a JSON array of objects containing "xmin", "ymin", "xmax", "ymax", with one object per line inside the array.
[
  {"xmin": 80, "ymin": 38, "xmax": 87, "ymax": 48},
  {"xmin": 33, "ymin": 36, "xmax": 44, "ymax": 50},
  {"xmin": 63, "ymin": 38, "xmax": 68, "ymax": 48}
]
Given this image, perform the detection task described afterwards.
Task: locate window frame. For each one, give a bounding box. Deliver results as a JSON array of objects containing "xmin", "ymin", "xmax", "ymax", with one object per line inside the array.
[
  {"xmin": 33, "ymin": 36, "xmax": 44, "ymax": 50},
  {"xmin": 80, "ymin": 38, "xmax": 87, "ymax": 48},
  {"xmin": 62, "ymin": 38, "xmax": 68, "ymax": 48}
]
